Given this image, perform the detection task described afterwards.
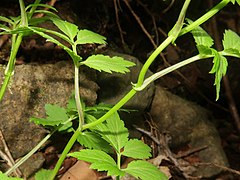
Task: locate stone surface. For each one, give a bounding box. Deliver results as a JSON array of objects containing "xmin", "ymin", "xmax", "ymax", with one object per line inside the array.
[
  {"xmin": 97, "ymin": 50, "xmax": 155, "ymax": 133},
  {"xmin": 150, "ymin": 86, "xmax": 229, "ymax": 178},
  {"xmin": 0, "ymin": 61, "xmax": 98, "ymax": 159}
]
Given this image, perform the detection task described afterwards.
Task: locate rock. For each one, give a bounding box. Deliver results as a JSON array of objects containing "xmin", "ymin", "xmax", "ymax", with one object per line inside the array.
[
  {"xmin": 0, "ymin": 61, "xmax": 98, "ymax": 175},
  {"xmin": 150, "ymin": 86, "xmax": 229, "ymax": 178},
  {"xmin": 97, "ymin": 50, "xmax": 155, "ymax": 133}
]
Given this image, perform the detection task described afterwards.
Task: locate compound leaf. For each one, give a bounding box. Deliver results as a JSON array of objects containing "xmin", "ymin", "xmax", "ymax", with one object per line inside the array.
[
  {"xmin": 69, "ymin": 149, "xmax": 124, "ymax": 176},
  {"xmin": 209, "ymin": 50, "xmax": 228, "ymax": 100},
  {"xmin": 77, "ymin": 131, "xmax": 112, "ymax": 152},
  {"xmin": 30, "ymin": 104, "xmax": 69, "ymax": 126},
  {"xmin": 81, "ymin": 55, "xmax": 135, "ymax": 74},
  {"xmin": 122, "ymin": 139, "xmax": 151, "ymax": 159},
  {"xmin": 76, "ymin": 29, "xmax": 106, "ymax": 45},
  {"xmin": 123, "ymin": 160, "xmax": 168, "ymax": 180}
]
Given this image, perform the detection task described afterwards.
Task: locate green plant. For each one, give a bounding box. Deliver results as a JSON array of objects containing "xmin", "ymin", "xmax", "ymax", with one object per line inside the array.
[
  {"xmin": 0, "ymin": 0, "xmax": 58, "ymax": 101},
  {"xmin": 1, "ymin": 0, "xmax": 240, "ymax": 179}
]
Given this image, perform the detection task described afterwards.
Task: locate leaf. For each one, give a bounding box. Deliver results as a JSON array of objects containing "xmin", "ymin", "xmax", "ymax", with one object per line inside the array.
[
  {"xmin": 95, "ymin": 113, "xmax": 129, "ymax": 153},
  {"xmin": 209, "ymin": 50, "xmax": 228, "ymax": 100},
  {"xmin": 51, "ymin": 18, "xmax": 78, "ymax": 42},
  {"xmin": 123, "ymin": 160, "xmax": 168, "ymax": 180},
  {"xmin": 35, "ymin": 169, "xmax": 52, "ymax": 180},
  {"xmin": 0, "ymin": 16, "xmax": 14, "ymax": 24},
  {"xmin": 0, "ymin": 172, "xmax": 23, "ymax": 180},
  {"xmin": 81, "ymin": 55, "xmax": 135, "ymax": 74},
  {"xmin": 32, "ymin": 10, "xmax": 59, "ymax": 19},
  {"xmin": 76, "ymin": 29, "xmax": 106, "ymax": 45},
  {"xmin": 77, "ymin": 131, "xmax": 112, "ymax": 152},
  {"xmin": 30, "ymin": 104, "xmax": 69, "ymax": 126},
  {"xmin": 223, "ymin": 29, "xmax": 240, "ymax": 57},
  {"xmin": 122, "ymin": 139, "xmax": 152, "ymax": 159},
  {"xmin": 68, "ymin": 149, "xmax": 124, "ymax": 176},
  {"xmin": 188, "ymin": 19, "xmax": 214, "ymax": 55}
]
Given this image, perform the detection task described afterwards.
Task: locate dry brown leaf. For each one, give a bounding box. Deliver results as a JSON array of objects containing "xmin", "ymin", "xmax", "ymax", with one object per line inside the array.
[{"xmin": 60, "ymin": 160, "xmax": 98, "ymax": 180}]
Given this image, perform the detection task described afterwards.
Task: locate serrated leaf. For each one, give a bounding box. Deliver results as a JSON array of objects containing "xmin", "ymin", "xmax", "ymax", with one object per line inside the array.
[
  {"xmin": 95, "ymin": 113, "xmax": 129, "ymax": 153},
  {"xmin": 123, "ymin": 160, "xmax": 168, "ymax": 180},
  {"xmin": 81, "ymin": 55, "xmax": 135, "ymax": 74},
  {"xmin": 76, "ymin": 29, "xmax": 106, "ymax": 45},
  {"xmin": 223, "ymin": 30, "xmax": 240, "ymax": 56},
  {"xmin": 209, "ymin": 51, "xmax": 228, "ymax": 100},
  {"xmin": 77, "ymin": 131, "xmax": 112, "ymax": 152},
  {"xmin": 51, "ymin": 18, "xmax": 78, "ymax": 42},
  {"xmin": 68, "ymin": 149, "xmax": 124, "ymax": 176},
  {"xmin": 0, "ymin": 172, "xmax": 23, "ymax": 180},
  {"xmin": 30, "ymin": 104, "xmax": 69, "ymax": 126},
  {"xmin": 122, "ymin": 139, "xmax": 151, "ymax": 159},
  {"xmin": 35, "ymin": 169, "xmax": 52, "ymax": 180}
]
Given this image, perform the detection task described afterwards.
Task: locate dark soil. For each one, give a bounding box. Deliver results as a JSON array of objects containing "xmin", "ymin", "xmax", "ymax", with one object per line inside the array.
[{"xmin": 0, "ymin": 0, "xmax": 240, "ymax": 179}]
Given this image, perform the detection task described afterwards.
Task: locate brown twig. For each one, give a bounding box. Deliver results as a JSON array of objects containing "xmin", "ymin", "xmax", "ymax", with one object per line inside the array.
[
  {"xmin": 113, "ymin": 0, "xmax": 125, "ymax": 46},
  {"xmin": 208, "ymin": 0, "xmax": 240, "ymax": 133},
  {"xmin": 0, "ymin": 130, "xmax": 22, "ymax": 177},
  {"xmin": 123, "ymin": 0, "xmax": 157, "ymax": 48},
  {"xmin": 175, "ymin": 145, "xmax": 208, "ymax": 159}
]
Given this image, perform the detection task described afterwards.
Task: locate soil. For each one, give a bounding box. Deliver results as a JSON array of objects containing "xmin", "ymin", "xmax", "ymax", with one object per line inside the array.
[{"xmin": 0, "ymin": 0, "xmax": 240, "ymax": 179}]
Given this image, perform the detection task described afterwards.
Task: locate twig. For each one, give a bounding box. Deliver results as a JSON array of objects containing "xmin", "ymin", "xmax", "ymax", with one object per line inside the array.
[
  {"xmin": 175, "ymin": 145, "xmax": 208, "ymax": 159},
  {"xmin": 208, "ymin": 0, "xmax": 240, "ymax": 133},
  {"xmin": 0, "ymin": 130, "xmax": 22, "ymax": 177},
  {"xmin": 123, "ymin": 0, "xmax": 157, "ymax": 48},
  {"xmin": 113, "ymin": 0, "xmax": 125, "ymax": 46}
]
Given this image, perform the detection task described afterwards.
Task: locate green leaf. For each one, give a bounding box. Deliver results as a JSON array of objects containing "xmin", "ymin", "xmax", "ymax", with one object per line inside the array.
[
  {"xmin": 76, "ymin": 29, "xmax": 106, "ymax": 45},
  {"xmin": 68, "ymin": 149, "xmax": 124, "ymax": 176},
  {"xmin": 230, "ymin": 0, "xmax": 240, "ymax": 5},
  {"xmin": 35, "ymin": 169, "xmax": 52, "ymax": 180},
  {"xmin": 95, "ymin": 113, "xmax": 129, "ymax": 153},
  {"xmin": 81, "ymin": 54, "xmax": 135, "ymax": 74},
  {"xmin": 0, "ymin": 172, "xmax": 23, "ymax": 180},
  {"xmin": 30, "ymin": 104, "xmax": 69, "ymax": 126},
  {"xmin": 32, "ymin": 10, "xmax": 59, "ymax": 19},
  {"xmin": 0, "ymin": 16, "xmax": 14, "ymax": 24},
  {"xmin": 51, "ymin": 18, "xmax": 78, "ymax": 42},
  {"xmin": 77, "ymin": 131, "xmax": 112, "ymax": 152},
  {"xmin": 209, "ymin": 51, "xmax": 228, "ymax": 100},
  {"xmin": 223, "ymin": 29, "xmax": 240, "ymax": 57},
  {"xmin": 188, "ymin": 19, "xmax": 214, "ymax": 55},
  {"xmin": 58, "ymin": 122, "xmax": 73, "ymax": 132},
  {"xmin": 122, "ymin": 139, "xmax": 151, "ymax": 159},
  {"xmin": 123, "ymin": 160, "xmax": 168, "ymax": 180}
]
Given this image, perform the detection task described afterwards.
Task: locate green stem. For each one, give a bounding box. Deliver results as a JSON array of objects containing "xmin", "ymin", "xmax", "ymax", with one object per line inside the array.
[
  {"xmin": 5, "ymin": 128, "xmax": 57, "ymax": 176},
  {"xmin": 73, "ymin": 44, "xmax": 84, "ymax": 128},
  {"xmin": 0, "ymin": 34, "xmax": 23, "ymax": 101},
  {"xmin": 116, "ymin": 153, "xmax": 121, "ymax": 180},
  {"xmin": 82, "ymin": 89, "xmax": 136, "ymax": 130},
  {"xmin": 19, "ymin": 0, "xmax": 28, "ymax": 27},
  {"xmin": 136, "ymin": 35, "xmax": 174, "ymax": 87},
  {"xmin": 50, "ymin": 130, "xmax": 81, "ymax": 180},
  {"xmin": 28, "ymin": 0, "xmax": 42, "ymax": 19},
  {"xmin": 74, "ymin": 65, "xmax": 84, "ymax": 128},
  {"xmin": 134, "ymin": 54, "xmax": 213, "ymax": 91},
  {"xmin": 179, "ymin": 0, "xmax": 230, "ymax": 36}
]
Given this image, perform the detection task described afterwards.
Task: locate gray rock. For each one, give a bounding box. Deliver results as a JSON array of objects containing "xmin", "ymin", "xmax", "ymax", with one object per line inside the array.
[
  {"xmin": 150, "ymin": 86, "xmax": 228, "ymax": 178},
  {"xmin": 97, "ymin": 50, "xmax": 155, "ymax": 133},
  {"xmin": 0, "ymin": 61, "xmax": 98, "ymax": 175}
]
